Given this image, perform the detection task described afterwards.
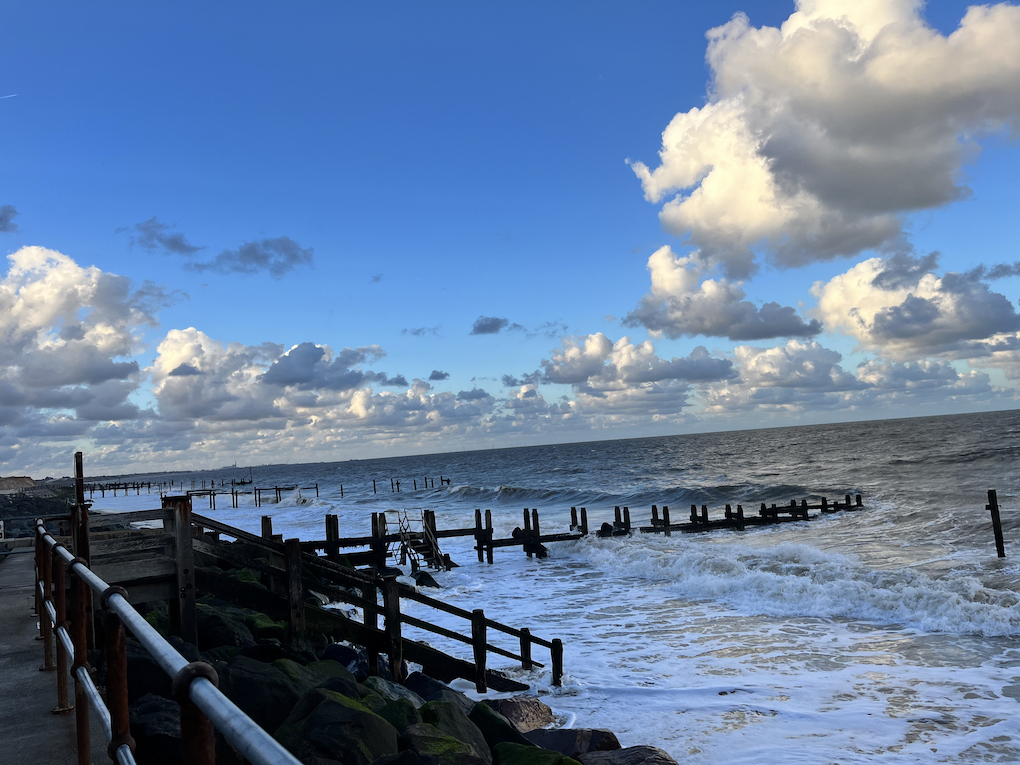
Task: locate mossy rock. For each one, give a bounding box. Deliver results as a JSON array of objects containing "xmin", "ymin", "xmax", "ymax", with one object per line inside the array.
[
  {"xmin": 218, "ymin": 655, "xmax": 301, "ymax": 733},
  {"xmin": 244, "ymin": 612, "xmax": 287, "ymax": 640},
  {"xmin": 421, "ymin": 701, "xmax": 492, "ymax": 765},
  {"xmin": 195, "ymin": 602, "xmax": 255, "ymax": 650},
  {"xmin": 400, "ymin": 722, "xmax": 487, "ymax": 765},
  {"xmin": 271, "ymin": 658, "xmax": 351, "ymax": 695},
  {"xmin": 379, "ymin": 697, "xmax": 423, "ymax": 733},
  {"xmin": 469, "ymin": 703, "xmax": 535, "ymax": 750},
  {"xmin": 275, "ymin": 688, "xmax": 399, "ymax": 764},
  {"xmin": 494, "ymin": 743, "xmax": 581, "ymax": 765}
]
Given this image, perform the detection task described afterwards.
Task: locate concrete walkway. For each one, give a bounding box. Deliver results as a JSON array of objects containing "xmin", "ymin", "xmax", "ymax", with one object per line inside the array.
[{"xmin": 0, "ymin": 549, "xmax": 108, "ymax": 764}]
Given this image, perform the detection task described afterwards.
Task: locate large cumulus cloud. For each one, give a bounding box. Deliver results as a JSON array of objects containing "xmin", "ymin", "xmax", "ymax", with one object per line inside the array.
[{"xmin": 630, "ymin": 0, "xmax": 1020, "ymax": 277}]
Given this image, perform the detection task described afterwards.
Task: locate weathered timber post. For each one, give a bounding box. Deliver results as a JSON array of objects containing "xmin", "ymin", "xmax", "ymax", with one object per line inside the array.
[
  {"xmin": 821, "ymin": 497, "xmax": 828, "ymax": 513},
  {"xmin": 701, "ymin": 505, "xmax": 708, "ymax": 523},
  {"xmin": 614, "ymin": 506, "xmax": 622, "ymax": 528},
  {"xmin": 104, "ymin": 608, "xmax": 136, "ymax": 761},
  {"xmin": 164, "ymin": 495, "xmax": 198, "ymax": 646},
  {"xmin": 325, "ymin": 514, "xmax": 340, "ymax": 560},
  {"xmin": 736, "ymin": 504, "xmax": 745, "ymax": 531},
  {"xmin": 373, "ymin": 479, "xmax": 377, "ymax": 494},
  {"xmin": 520, "ymin": 627, "xmax": 533, "ymax": 670},
  {"xmin": 651, "ymin": 505, "xmax": 659, "ymax": 524},
  {"xmin": 845, "ymin": 494, "xmax": 852, "ymax": 509},
  {"xmin": 623, "ymin": 506, "xmax": 631, "ymax": 532},
  {"xmin": 381, "ymin": 576, "xmax": 404, "ymax": 681},
  {"xmin": 52, "ymin": 554, "xmax": 71, "ymax": 712},
  {"xmin": 856, "ymin": 494, "xmax": 863, "ymax": 506},
  {"xmin": 261, "ymin": 515, "xmax": 273, "ymax": 539},
  {"xmin": 570, "ymin": 507, "xmax": 578, "ymax": 530},
  {"xmin": 532, "ymin": 509, "xmax": 540, "ymax": 539},
  {"xmin": 70, "ymin": 569, "xmax": 90, "ymax": 765},
  {"xmin": 284, "ymin": 538, "xmax": 307, "ymax": 633},
  {"xmin": 391, "ymin": 478, "xmax": 395, "ymax": 492},
  {"xmin": 551, "ymin": 638, "xmax": 563, "ymax": 687},
  {"xmin": 485, "ymin": 510, "xmax": 494, "ymax": 564},
  {"xmin": 580, "ymin": 508, "xmax": 588, "ymax": 536},
  {"xmin": 474, "ymin": 509, "xmax": 484, "ymax": 563},
  {"xmin": 414, "ymin": 480, "xmax": 417, "ymax": 491},
  {"xmin": 471, "ymin": 609, "xmax": 487, "ymax": 693},
  {"xmin": 690, "ymin": 505, "xmax": 698, "ymax": 524},
  {"xmin": 663, "ymin": 506, "xmax": 671, "ymax": 537},
  {"xmin": 988, "ymin": 489, "xmax": 1006, "ymax": 558},
  {"xmin": 363, "ymin": 579, "xmax": 379, "ymax": 677}
]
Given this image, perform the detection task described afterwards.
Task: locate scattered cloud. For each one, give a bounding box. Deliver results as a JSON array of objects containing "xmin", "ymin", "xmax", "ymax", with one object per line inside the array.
[
  {"xmin": 629, "ymin": 2, "xmax": 1020, "ymax": 277},
  {"xmin": 188, "ymin": 236, "xmax": 313, "ymax": 278},
  {"xmin": 128, "ymin": 217, "xmax": 204, "ymax": 256},
  {"xmin": 625, "ymin": 246, "xmax": 821, "ymax": 340},
  {"xmin": 403, "ymin": 326, "xmax": 441, "ymax": 337},
  {"xmin": 471, "ymin": 316, "xmax": 509, "ymax": 335},
  {"xmin": 0, "ymin": 205, "xmax": 19, "ymax": 233},
  {"xmin": 371, "ymin": 274, "xmax": 383, "ymax": 283},
  {"xmin": 428, "ymin": 370, "xmax": 450, "ymax": 381},
  {"xmin": 813, "ymin": 255, "xmax": 1020, "ymax": 359}
]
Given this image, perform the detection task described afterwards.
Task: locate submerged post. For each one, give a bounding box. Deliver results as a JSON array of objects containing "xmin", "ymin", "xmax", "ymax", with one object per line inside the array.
[
  {"xmin": 474, "ymin": 509, "xmax": 484, "ymax": 563},
  {"xmin": 663, "ymin": 506, "xmax": 671, "ymax": 537},
  {"xmin": 580, "ymin": 508, "xmax": 588, "ymax": 536},
  {"xmin": 570, "ymin": 507, "xmax": 578, "ymax": 530},
  {"xmin": 988, "ymin": 489, "xmax": 1006, "ymax": 558},
  {"xmin": 484, "ymin": 510, "xmax": 494, "ymax": 564}
]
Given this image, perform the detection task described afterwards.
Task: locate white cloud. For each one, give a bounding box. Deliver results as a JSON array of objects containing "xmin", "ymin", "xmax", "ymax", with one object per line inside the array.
[
  {"xmin": 630, "ymin": 1, "xmax": 1020, "ymax": 277},
  {"xmin": 812, "ymin": 255, "xmax": 1020, "ymax": 359},
  {"xmin": 625, "ymin": 245, "xmax": 821, "ymax": 339}
]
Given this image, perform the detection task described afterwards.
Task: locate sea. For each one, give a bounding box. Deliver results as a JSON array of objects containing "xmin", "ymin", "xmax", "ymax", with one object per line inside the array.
[{"xmin": 87, "ymin": 409, "xmax": 1020, "ymax": 763}]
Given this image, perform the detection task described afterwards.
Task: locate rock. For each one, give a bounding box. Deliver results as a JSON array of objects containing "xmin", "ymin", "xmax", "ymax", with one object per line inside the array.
[
  {"xmin": 203, "ymin": 646, "xmax": 243, "ymax": 663},
  {"xmin": 525, "ymin": 730, "xmax": 620, "ymax": 758},
  {"xmin": 218, "ymin": 655, "xmax": 301, "ymax": 733},
  {"xmin": 577, "ymin": 747, "xmax": 677, "ymax": 765},
  {"xmin": 242, "ymin": 639, "xmax": 288, "ymax": 664},
  {"xmin": 275, "ymin": 688, "xmax": 399, "ymax": 764},
  {"xmin": 404, "ymin": 672, "xmax": 475, "ymax": 714},
  {"xmin": 127, "ymin": 648, "xmax": 171, "ymax": 704},
  {"xmin": 272, "ymin": 658, "xmax": 353, "ymax": 696},
  {"xmin": 245, "ymin": 611, "xmax": 286, "ymax": 640},
  {"xmin": 374, "ymin": 751, "xmax": 429, "ymax": 765},
  {"xmin": 363, "ymin": 675, "xmax": 427, "ymax": 709},
  {"xmin": 167, "ymin": 635, "xmax": 202, "ymax": 663},
  {"xmin": 316, "ymin": 673, "xmax": 362, "ymax": 700},
  {"xmin": 483, "ymin": 697, "xmax": 555, "ymax": 733},
  {"xmin": 321, "ymin": 643, "xmax": 360, "ymax": 665},
  {"xmin": 410, "ymin": 571, "xmax": 441, "ymax": 588},
  {"xmin": 421, "ymin": 701, "xmax": 492, "ymax": 765},
  {"xmin": 129, "ymin": 694, "xmax": 180, "ymax": 765},
  {"xmin": 196, "ymin": 602, "xmax": 256, "ymax": 650},
  {"xmin": 494, "ymin": 743, "xmax": 581, "ymax": 765},
  {"xmin": 379, "ymin": 697, "xmax": 423, "ymax": 733},
  {"xmin": 400, "ymin": 722, "xmax": 487, "ymax": 765},
  {"xmin": 469, "ymin": 702, "xmax": 535, "ymax": 750}
]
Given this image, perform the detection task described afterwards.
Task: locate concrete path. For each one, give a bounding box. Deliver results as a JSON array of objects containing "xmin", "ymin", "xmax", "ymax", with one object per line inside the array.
[{"xmin": 0, "ymin": 549, "xmax": 108, "ymax": 764}]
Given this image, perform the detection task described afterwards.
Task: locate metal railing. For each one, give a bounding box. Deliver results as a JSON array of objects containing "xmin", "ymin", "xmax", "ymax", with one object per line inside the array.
[{"xmin": 34, "ymin": 519, "xmax": 301, "ymax": 765}]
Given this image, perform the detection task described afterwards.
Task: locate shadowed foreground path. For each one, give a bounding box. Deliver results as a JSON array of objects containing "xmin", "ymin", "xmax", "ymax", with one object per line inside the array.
[{"xmin": 0, "ymin": 549, "xmax": 107, "ymax": 764}]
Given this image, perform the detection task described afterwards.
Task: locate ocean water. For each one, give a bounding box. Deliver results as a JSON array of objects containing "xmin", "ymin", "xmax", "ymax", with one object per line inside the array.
[{"xmin": 89, "ymin": 410, "xmax": 1020, "ymax": 763}]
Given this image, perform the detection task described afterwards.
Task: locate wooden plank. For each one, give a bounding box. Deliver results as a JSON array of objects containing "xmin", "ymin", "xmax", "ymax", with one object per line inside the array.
[
  {"xmin": 93, "ymin": 557, "xmax": 177, "ymax": 583},
  {"xmin": 91, "ymin": 534, "xmax": 175, "ymax": 557},
  {"xmin": 91, "ymin": 509, "xmax": 172, "ymax": 527}
]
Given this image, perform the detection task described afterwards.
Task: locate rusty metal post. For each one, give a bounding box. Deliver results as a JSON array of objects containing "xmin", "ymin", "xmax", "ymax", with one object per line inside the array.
[
  {"xmin": 40, "ymin": 539, "xmax": 54, "ymax": 670},
  {"xmin": 70, "ymin": 565, "xmax": 90, "ymax": 764},
  {"xmin": 72, "ymin": 452, "xmax": 94, "ymax": 651},
  {"xmin": 173, "ymin": 663, "xmax": 218, "ymax": 765},
  {"xmin": 52, "ymin": 552, "xmax": 71, "ymax": 713},
  {"xmin": 104, "ymin": 604, "xmax": 136, "ymax": 761}
]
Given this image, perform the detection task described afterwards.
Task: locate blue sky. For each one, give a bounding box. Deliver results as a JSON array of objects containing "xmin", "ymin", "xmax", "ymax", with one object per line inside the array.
[{"xmin": 2, "ymin": 0, "xmax": 1019, "ymax": 474}]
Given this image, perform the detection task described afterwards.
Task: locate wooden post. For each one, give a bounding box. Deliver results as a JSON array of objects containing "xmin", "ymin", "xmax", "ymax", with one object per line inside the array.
[
  {"xmin": 523, "ymin": 509, "xmax": 532, "ymax": 559},
  {"xmin": 580, "ymin": 508, "xmax": 588, "ymax": 536},
  {"xmin": 614, "ymin": 506, "xmax": 622, "ymax": 528},
  {"xmin": 520, "ymin": 627, "xmax": 533, "ymax": 670},
  {"xmin": 471, "ymin": 609, "xmax": 487, "ymax": 693},
  {"xmin": 570, "ymin": 507, "xmax": 578, "ymax": 530},
  {"xmin": 821, "ymin": 497, "xmax": 828, "ymax": 513},
  {"xmin": 284, "ymin": 538, "xmax": 307, "ymax": 632},
  {"xmin": 663, "ymin": 506, "xmax": 671, "ymax": 537},
  {"xmin": 381, "ymin": 576, "xmax": 403, "ymax": 681},
  {"xmin": 261, "ymin": 515, "xmax": 273, "ymax": 539},
  {"xmin": 164, "ymin": 495, "xmax": 198, "ymax": 646},
  {"xmin": 474, "ymin": 509, "xmax": 483, "ymax": 563},
  {"xmin": 373, "ymin": 479, "xmax": 377, "ymax": 494},
  {"xmin": 988, "ymin": 490, "xmax": 1006, "ymax": 558},
  {"xmin": 701, "ymin": 505, "xmax": 708, "ymax": 523},
  {"xmin": 414, "ymin": 480, "xmax": 417, "ymax": 491},
  {"xmin": 485, "ymin": 510, "xmax": 494, "ymax": 564},
  {"xmin": 736, "ymin": 504, "xmax": 745, "ymax": 531},
  {"xmin": 531, "ymin": 509, "xmax": 540, "ymax": 538},
  {"xmin": 623, "ymin": 507, "xmax": 631, "ymax": 532},
  {"xmin": 856, "ymin": 494, "xmax": 863, "ymax": 507},
  {"xmin": 551, "ymin": 638, "xmax": 563, "ymax": 687},
  {"xmin": 690, "ymin": 505, "xmax": 698, "ymax": 524},
  {"xmin": 363, "ymin": 580, "xmax": 379, "ymax": 677}
]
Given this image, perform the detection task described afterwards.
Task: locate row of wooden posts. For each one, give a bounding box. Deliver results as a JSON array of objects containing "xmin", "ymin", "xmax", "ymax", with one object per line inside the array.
[{"xmin": 84, "ymin": 476, "xmax": 455, "ymax": 500}]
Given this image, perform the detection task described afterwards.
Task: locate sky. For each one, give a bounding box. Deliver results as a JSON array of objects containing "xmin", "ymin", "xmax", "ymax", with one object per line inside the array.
[{"xmin": 2, "ymin": 0, "xmax": 1020, "ymax": 476}]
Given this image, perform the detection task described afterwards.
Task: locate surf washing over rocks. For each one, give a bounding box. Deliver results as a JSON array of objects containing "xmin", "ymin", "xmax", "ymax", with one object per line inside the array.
[{"xmin": 91, "ymin": 409, "xmax": 1020, "ymax": 763}]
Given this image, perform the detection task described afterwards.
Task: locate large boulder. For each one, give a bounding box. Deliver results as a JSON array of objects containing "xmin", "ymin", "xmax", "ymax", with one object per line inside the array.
[
  {"xmin": 129, "ymin": 694, "xmax": 180, "ymax": 765},
  {"xmin": 379, "ymin": 697, "xmax": 424, "ymax": 733},
  {"xmin": 494, "ymin": 743, "xmax": 581, "ymax": 765},
  {"xmin": 469, "ymin": 703, "xmax": 535, "ymax": 750},
  {"xmin": 420, "ymin": 701, "xmax": 492, "ymax": 765},
  {"xmin": 525, "ymin": 730, "xmax": 620, "ymax": 758},
  {"xmin": 271, "ymin": 658, "xmax": 352, "ymax": 695},
  {"xmin": 218, "ymin": 655, "xmax": 301, "ymax": 733},
  {"xmin": 275, "ymin": 688, "xmax": 399, "ymax": 764},
  {"xmin": 400, "ymin": 722, "xmax": 487, "ymax": 765},
  {"xmin": 578, "ymin": 747, "xmax": 678, "ymax": 765},
  {"xmin": 404, "ymin": 672, "xmax": 475, "ymax": 714},
  {"xmin": 127, "ymin": 648, "xmax": 171, "ymax": 703},
  {"xmin": 483, "ymin": 698, "xmax": 555, "ymax": 733},
  {"xmin": 196, "ymin": 602, "xmax": 256, "ymax": 650},
  {"xmin": 363, "ymin": 676, "xmax": 427, "ymax": 709}
]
